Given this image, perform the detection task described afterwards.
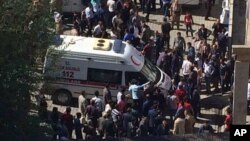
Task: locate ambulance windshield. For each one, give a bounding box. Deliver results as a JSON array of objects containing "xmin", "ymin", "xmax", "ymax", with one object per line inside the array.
[{"xmin": 140, "ymin": 59, "xmax": 161, "ymax": 83}]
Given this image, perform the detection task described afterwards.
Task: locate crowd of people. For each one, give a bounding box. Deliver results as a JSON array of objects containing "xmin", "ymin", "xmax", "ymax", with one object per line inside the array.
[{"xmin": 46, "ymin": 0, "xmax": 234, "ymax": 140}]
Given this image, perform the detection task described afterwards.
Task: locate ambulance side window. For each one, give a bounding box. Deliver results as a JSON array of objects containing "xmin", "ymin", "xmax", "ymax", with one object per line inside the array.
[
  {"xmin": 87, "ymin": 68, "xmax": 122, "ymax": 84},
  {"xmin": 125, "ymin": 72, "xmax": 147, "ymax": 86}
]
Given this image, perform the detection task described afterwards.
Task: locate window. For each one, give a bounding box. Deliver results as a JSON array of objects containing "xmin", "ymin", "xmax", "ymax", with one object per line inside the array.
[
  {"xmin": 140, "ymin": 58, "xmax": 160, "ymax": 83},
  {"xmin": 87, "ymin": 68, "xmax": 122, "ymax": 84},
  {"xmin": 125, "ymin": 71, "xmax": 148, "ymax": 86}
]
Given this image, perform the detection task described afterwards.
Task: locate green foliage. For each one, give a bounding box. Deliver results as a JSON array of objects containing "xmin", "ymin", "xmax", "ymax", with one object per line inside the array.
[{"xmin": 0, "ymin": 0, "xmax": 54, "ymax": 140}]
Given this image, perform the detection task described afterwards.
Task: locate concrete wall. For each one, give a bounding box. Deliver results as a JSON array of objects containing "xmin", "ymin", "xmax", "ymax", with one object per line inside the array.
[{"xmin": 228, "ymin": 0, "xmax": 247, "ymax": 46}]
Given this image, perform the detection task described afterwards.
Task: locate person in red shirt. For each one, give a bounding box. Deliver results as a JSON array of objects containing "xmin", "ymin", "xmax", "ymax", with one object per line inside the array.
[
  {"xmin": 224, "ymin": 107, "xmax": 232, "ymax": 132},
  {"xmin": 61, "ymin": 107, "xmax": 74, "ymax": 139},
  {"xmin": 178, "ymin": 97, "xmax": 194, "ymax": 115},
  {"xmin": 117, "ymin": 94, "xmax": 127, "ymax": 113},
  {"xmin": 175, "ymin": 83, "xmax": 186, "ymax": 103},
  {"xmin": 142, "ymin": 37, "xmax": 154, "ymax": 61},
  {"xmin": 184, "ymin": 11, "xmax": 193, "ymax": 37}
]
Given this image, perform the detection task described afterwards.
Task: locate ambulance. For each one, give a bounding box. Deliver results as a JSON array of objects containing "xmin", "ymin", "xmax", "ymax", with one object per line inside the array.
[{"xmin": 43, "ymin": 35, "xmax": 172, "ymax": 105}]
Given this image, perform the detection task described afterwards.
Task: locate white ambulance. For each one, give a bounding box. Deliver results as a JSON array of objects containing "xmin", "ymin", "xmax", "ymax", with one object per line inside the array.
[{"xmin": 43, "ymin": 35, "xmax": 172, "ymax": 105}]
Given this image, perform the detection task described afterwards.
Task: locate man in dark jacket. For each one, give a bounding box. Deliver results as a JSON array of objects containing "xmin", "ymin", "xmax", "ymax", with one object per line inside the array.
[
  {"xmin": 205, "ymin": 0, "xmax": 213, "ymax": 20},
  {"xmin": 197, "ymin": 24, "xmax": 211, "ymax": 41},
  {"xmin": 157, "ymin": 119, "xmax": 170, "ymax": 136},
  {"xmin": 217, "ymin": 29, "xmax": 228, "ymax": 58},
  {"xmin": 161, "ymin": 17, "xmax": 171, "ymax": 49}
]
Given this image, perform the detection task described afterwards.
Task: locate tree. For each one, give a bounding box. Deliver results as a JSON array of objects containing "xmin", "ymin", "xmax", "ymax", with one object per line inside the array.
[{"xmin": 0, "ymin": 0, "xmax": 54, "ymax": 140}]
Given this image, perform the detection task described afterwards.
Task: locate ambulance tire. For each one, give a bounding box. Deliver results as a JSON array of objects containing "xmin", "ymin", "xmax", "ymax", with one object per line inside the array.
[{"xmin": 53, "ymin": 89, "xmax": 72, "ymax": 105}]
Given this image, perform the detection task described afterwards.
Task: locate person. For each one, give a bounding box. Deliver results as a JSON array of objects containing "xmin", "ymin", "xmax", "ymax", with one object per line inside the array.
[
  {"xmin": 103, "ymin": 83, "xmax": 112, "ymax": 106},
  {"xmin": 193, "ymin": 61, "xmax": 202, "ymax": 91},
  {"xmin": 173, "ymin": 32, "xmax": 186, "ymax": 59},
  {"xmin": 162, "ymin": 0, "xmax": 171, "ymax": 18},
  {"xmin": 93, "ymin": 21, "xmax": 104, "ymax": 37},
  {"xmin": 80, "ymin": 9, "xmax": 88, "ymax": 35},
  {"xmin": 191, "ymin": 89, "xmax": 201, "ymax": 119},
  {"xmin": 122, "ymin": 108, "xmax": 135, "ymax": 137},
  {"xmin": 205, "ymin": 0, "xmax": 213, "ymax": 20},
  {"xmin": 107, "ymin": 0, "xmax": 116, "ymax": 28},
  {"xmin": 128, "ymin": 79, "xmax": 149, "ymax": 106},
  {"xmin": 100, "ymin": 26, "xmax": 109, "ymax": 39},
  {"xmin": 137, "ymin": 116, "xmax": 149, "ymax": 136},
  {"xmin": 145, "ymin": 0, "xmax": 152, "ymax": 22},
  {"xmin": 85, "ymin": 99, "xmax": 99, "ymax": 129},
  {"xmin": 157, "ymin": 118, "xmax": 170, "ymax": 136},
  {"xmin": 170, "ymin": 0, "xmax": 182, "ymax": 30},
  {"xmin": 38, "ymin": 95, "xmax": 48, "ymax": 120},
  {"xmin": 220, "ymin": 58, "xmax": 228, "ymax": 95},
  {"xmin": 184, "ymin": 109, "xmax": 196, "ymax": 134},
  {"xmin": 117, "ymin": 94, "xmax": 126, "ymax": 113},
  {"xmin": 224, "ymin": 107, "xmax": 232, "ymax": 132},
  {"xmin": 173, "ymin": 111, "xmax": 185, "ymax": 135},
  {"xmin": 204, "ymin": 58, "xmax": 212, "ymax": 93},
  {"xmin": 50, "ymin": 107, "xmax": 60, "ymax": 140},
  {"xmin": 112, "ymin": 12, "xmax": 123, "ymax": 38},
  {"xmin": 212, "ymin": 19, "xmax": 223, "ymax": 43},
  {"xmin": 182, "ymin": 56, "xmax": 193, "ymax": 80},
  {"xmin": 142, "ymin": 94, "xmax": 152, "ymax": 117},
  {"xmin": 78, "ymin": 91, "xmax": 87, "ymax": 116},
  {"xmin": 85, "ymin": 3, "xmax": 94, "ymax": 31},
  {"xmin": 171, "ymin": 50, "xmax": 180, "ymax": 78},
  {"xmin": 141, "ymin": 21, "xmax": 152, "ymax": 45},
  {"xmin": 198, "ymin": 120, "xmax": 214, "ymax": 134},
  {"xmin": 74, "ymin": 112, "xmax": 83, "ymax": 140},
  {"xmin": 175, "ymin": 83, "xmax": 186, "ymax": 103},
  {"xmin": 117, "ymin": 86, "xmax": 126, "ymax": 104},
  {"xmin": 155, "ymin": 31, "xmax": 162, "ymax": 60},
  {"xmin": 123, "ymin": 28, "xmax": 135, "ymax": 42},
  {"xmin": 189, "ymin": 65, "xmax": 198, "ymax": 89},
  {"xmin": 103, "ymin": 111, "xmax": 115, "ymax": 139},
  {"xmin": 91, "ymin": 91, "xmax": 103, "ymax": 116},
  {"xmin": 104, "ymin": 100, "xmax": 112, "ymax": 113},
  {"xmin": 184, "ymin": 11, "xmax": 193, "ymax": 37},
  {"xmin": 148, "ymin": 104, "xmax": 158, "ymax": 135},
  {"xmin": 61, "ymin": 107, "xmax": 74, "ymax": 139},
  {"xmin": 57, "ymin": 119, "xmax": 70, "ymax": 140},
  {"xmin": 161, "ymin": 17, "xmax": 171, "ymax": 49},
  {"xmin": 217, "ymin": 28, "xmax": 228, "ymax": 58},
  {"xmin": 166, "ymin": 91, "xmax": 178, "ymax": 122},
  {"xmin": 197, "ymin": 24, "xmax": 211, "ymax": 41},
  {"xmin": 98, "ymin": 112, "xmax": 106, "ymax": 138},
  {"xmin": 111, "ymin": 104, "xmax": 121, "ymax": 131},
  {"xmin": 54, "ymin": 11, "xmax": 63, "ymax": 34},
  {"xmin": 142, "ymin": 36, "xmax": 154, "ymax": 61}
]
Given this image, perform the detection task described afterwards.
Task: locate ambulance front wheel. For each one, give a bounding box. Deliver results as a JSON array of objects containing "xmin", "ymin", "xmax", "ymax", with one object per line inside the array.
[{"xmin": 53, "ymin": 89, "xmax": 72, "ymax": 105}]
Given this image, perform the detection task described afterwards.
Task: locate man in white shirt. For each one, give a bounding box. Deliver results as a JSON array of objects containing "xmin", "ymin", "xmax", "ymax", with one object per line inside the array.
[
  {"xmin": 203, "ymin": 58, "xmax": 212, "ymax": 93},
  {"xmin": 85, "ymin": 4, "xmax": 94, "ymax": 29},
  {"xmin": 117, "ymin": 86, "xmax": 126, "ymax": 104},
  {"xmin": 93, "ymin": 21, "xmax": 103, "ymax": 37},
  {"xmin": 91, "ymin": 91, "xmax": 103, "ymax": 114},
  {"xmin": 78, "ymin": 91, "xmax": 87, "ymax": 115},
  {"xmin": 54, "ymin": 11, "xmax": 63, "ymax": 34},
  {"xmin": 182, "ymin": 56, "xmax": 192, "ymax": 79},
  {"xmin": 107, "ymin": 0, "xmax": 116, "ymax": 28}
]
